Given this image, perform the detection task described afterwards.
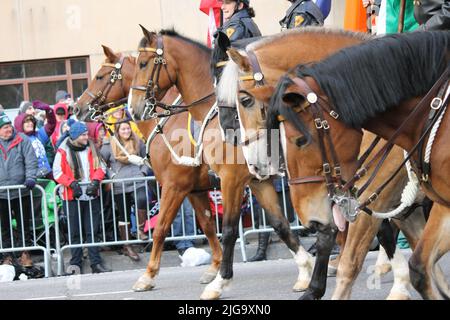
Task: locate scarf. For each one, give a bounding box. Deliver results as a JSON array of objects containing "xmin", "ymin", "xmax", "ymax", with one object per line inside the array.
[
  {"xmin": 66, "ymin": 138, "xmax": 101, "ymax": 180},
  {"xmin": 110, "ymin": 132, "xmax": 140, "ymax": 164}
]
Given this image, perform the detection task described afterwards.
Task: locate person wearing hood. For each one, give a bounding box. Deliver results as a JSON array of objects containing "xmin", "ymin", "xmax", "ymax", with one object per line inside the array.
[
  {"xmin": 86, "ymin": 122, "xmax": 106, "ymax": 150},
  {"xmin": 105, "ymin": 105, "xmax": 145, "ymax": 141},
  {"xmin": 14, "ymin": 101, "xmax": 56, "ymax": 179},
  {"xmin": 51, "ymin": 102, "xmax": 69, "ymax": 147},
  {"xmin": 0, "ymin": 111, "xmax": 38, "ymax": 267},
  {"xmin": 53, "ymin": 121, "xmax": 110, "ymax": 274}
]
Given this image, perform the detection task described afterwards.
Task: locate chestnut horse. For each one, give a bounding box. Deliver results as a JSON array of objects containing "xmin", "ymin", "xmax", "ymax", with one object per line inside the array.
[
  {"xmin": 268, "ymin": 31, "xmax": 449, "ymax": 299},
  {"xmin": 128, "ymin": 27, "xmax": 309, "ymax": 300},
  {"xmin": 216, "ymin": 27, "xmax": 429, "ymax": 300},
  {"xmin": 75, "ymin": 45, "xmax": 224, "ymax": 288}
]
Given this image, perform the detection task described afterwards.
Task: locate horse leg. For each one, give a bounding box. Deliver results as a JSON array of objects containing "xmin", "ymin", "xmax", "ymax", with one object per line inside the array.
[
  {"xmin": 187, "ymin": 192, "xmax": 222, "ymax": 284},
  {"xmin": 300, "ymin": 222, "xmax": 338, "ymax": 300},
  {"xmin": 132, "ymin": 185, "xmax": 187, "ymax": 292},
  {"xmin": 409, "ymin": 202, "xmax": 450, "ymax": 299},
  {"xmin": 332, "ymin": 213, "xmax": 382, "ymax": 299},
  {"xmin": 249, "ymin": 179, "xmax": 313, "ymax": 292},
  {"xmin": 200, "ymin": 174, "xmax": 245, "ymax": 300}
]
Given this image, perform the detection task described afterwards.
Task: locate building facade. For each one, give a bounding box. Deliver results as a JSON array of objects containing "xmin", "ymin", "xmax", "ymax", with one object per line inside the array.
[{"xmin": 0, "ymin": 0, "xmax": 345, "ymax": 117}]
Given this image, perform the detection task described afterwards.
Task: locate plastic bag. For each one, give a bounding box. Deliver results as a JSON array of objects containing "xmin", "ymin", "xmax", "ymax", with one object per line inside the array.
[{"xmin": 180, "ymin": 247, "xmax": 211, "ymax": 267}]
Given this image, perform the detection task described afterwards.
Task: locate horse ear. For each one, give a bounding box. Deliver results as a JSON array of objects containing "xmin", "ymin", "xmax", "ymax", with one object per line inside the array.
[
  {"xmin": 139, "ymin": 24, "xmax": 156, "ymax": 43},
  {"xmin": 216, "ymin": 31, "xmax": 231, "ymax": 52},
  {"xmin": 227, "ymin": 48, "xmax": 251, "ymax": 72},
  {"xmin": 101, "ymin": 45, "xmax": 119, "ymax": 62},
  {"xmin": 282, "ymin": 92, "xmax": 306, "ymax": 108}
]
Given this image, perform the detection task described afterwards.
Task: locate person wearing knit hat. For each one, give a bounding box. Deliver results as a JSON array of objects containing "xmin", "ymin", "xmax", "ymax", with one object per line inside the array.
[
  {"xmin": 18, "ymin": 101, "xmax": 35, "ymax": 116},
  {"xmin": 0, "ymin": 111, "xmax": 12, "ymax": 129},
  {"xmin": 53, "ymin": 120, "xmax": 110, "ymax": 274}
]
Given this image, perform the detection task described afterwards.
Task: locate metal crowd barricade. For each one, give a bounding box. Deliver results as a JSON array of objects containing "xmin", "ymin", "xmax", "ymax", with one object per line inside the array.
[
  {"xmin": 0, "ymin": 183, "xmax": 52, "ymax": 277},
  {"xmin": 237, "ymin": 175, "xmax": 306, "ymax": 262},
  {"xmin": 53, "ymin": 175, "xmax": 305, "ymax": 275},
  {"xmin": 53, "ymin": 176, "xmax": 224, "ymax": 276}
]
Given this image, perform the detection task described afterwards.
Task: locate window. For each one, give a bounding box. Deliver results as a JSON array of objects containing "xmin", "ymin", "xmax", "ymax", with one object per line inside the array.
[{"xmin": 0, "ymin": 57, "xmax": 90, "ymax": 110}]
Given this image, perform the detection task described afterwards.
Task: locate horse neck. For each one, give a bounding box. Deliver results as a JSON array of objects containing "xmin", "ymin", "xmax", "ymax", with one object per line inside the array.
[
  {"xmin": 362, "ymin": 98, "xmax": 426, "ymax": 152},
  {"xmin": 168, "ymin": 41, "xmax": 215, "ymax": 122}
]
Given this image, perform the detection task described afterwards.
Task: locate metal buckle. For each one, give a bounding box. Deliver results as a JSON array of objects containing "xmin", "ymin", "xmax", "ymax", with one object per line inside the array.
[
  {"xmin": 323, "ymin": 163, "xmax": 331, "ymax": 174},
  {"xmin": 314, "ymin": 118, "xmax": 323, "ymax": 129},
  {"xmin": 253, "ymin": 72, "xmax": 264, "ymax": 82},
  {"xmin": 322, "ymin": 120, "xmax": 329, "ymax": 130},
  {"xmin": 421, "ymin": 173, "xmax": 429, "ymax": 182},
  {"xmin": 156, "ymin": 48, "xmax": 164, "ymax": 56},
  {"xmin": 334, "ymin": 166, "xmax": 341, "ymax": 176},
  {"xmin": 330, "ymin": 110, "xmax": 339, "ymax": 119},
  {"xmin": 368, "ymin": 193, "xmax": 378, "ymax": 203},
  {"xmin": 431, "ymin": 97, "xmax": 443, "ymax": 110}
]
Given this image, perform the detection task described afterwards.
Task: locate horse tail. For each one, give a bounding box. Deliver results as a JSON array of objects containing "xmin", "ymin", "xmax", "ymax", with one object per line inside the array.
[{"xmin": 376, "ymin": 219, "xmax": 396, "ymax": 260}]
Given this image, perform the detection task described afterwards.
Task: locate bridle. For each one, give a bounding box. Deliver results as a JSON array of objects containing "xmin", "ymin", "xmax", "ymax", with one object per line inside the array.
[
  {"xmin": 131, "ymin": 34, "xmax": 215, "ymax": 120},
  {"xmin": 235, "ymin": 50, "xmax": 268, "ymax": 146},
  {"xmin": 85, "ymin": 55, "xmax": 127, "ymax": 120},
  {"xmin": 277, "ymin": 68, "xmax": 450, "ymax": 219}
]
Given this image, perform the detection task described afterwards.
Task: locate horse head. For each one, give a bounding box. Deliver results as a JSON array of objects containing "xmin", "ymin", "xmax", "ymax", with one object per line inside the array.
[{"xmin": 75, "ymin": 45, "xmax": 135, "ymax": 122}]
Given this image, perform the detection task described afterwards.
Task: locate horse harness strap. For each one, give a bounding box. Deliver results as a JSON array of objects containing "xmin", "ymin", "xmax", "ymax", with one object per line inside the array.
[
  {"xmin": 87, "ymin": 55, "xmax": 126, "ymax": 120},
  {"xmin": 132, "ymin": 34, "xmax": 215, "ymax": 120},
  {"xmin": 286, "ymin": 77, "xmax": 344, "ymax": 197}
]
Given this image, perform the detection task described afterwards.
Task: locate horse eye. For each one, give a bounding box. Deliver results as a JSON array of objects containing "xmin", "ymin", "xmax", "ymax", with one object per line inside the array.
[
  {"xmin": 240, "ymin": 96, "xmax": 254, "ymax": 108},
  {"xmin": 140, "ymin": 61, "xmax": 148, "ymax": 69},
  {"xmin": 96, "ymin": 75, "xmax": 103, "ymax": 80},
  {"xmin": 295, "ymin": 136, "xmax": 308, "ymax": 147}
]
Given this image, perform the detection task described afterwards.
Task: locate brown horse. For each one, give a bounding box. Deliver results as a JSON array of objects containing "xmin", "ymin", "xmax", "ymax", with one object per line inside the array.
[
  {"xmin": 75, "ymin": 45, "xmax": 224, "ymax": 288},
  {"xmin": 128, "ymin": 26, "xmax": 309, "ymax": 300},
  {"xmin": 267, "ymin": 31, "xmax": 449, "ymax": 299},
  {"xmin": 216, "ymin": 28, "xmax": 431, "ymax": 299}
]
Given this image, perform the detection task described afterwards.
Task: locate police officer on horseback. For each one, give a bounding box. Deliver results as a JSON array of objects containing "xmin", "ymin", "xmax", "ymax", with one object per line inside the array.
[
  {"xmin": 218, "ymin": 0, "xmax": 261, "ymax": 42},
  {"xmin": 280, "ymin": 0, "xmax": 325, "ymax": 30}
]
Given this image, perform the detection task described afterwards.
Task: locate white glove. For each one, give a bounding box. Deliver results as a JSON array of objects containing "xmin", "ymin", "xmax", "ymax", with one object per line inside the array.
[{"xmin": 127, "ymin": 155, "xmax": 145, "ymax": 166}]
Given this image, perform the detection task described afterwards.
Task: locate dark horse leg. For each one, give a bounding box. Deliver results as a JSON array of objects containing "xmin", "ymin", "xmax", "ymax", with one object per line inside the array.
[
  {"xmin": 200, "ymin": 171, "xmax": 245, "ymax": 300},
  {"xmin": 300, "ymin": 222, "xmax": 338, "ymax": 300}
]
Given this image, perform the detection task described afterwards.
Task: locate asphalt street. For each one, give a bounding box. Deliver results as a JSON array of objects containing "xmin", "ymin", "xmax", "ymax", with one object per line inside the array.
[{"xmin": 1, "ymin": 250, "xmax": 448, "ymax": 300}]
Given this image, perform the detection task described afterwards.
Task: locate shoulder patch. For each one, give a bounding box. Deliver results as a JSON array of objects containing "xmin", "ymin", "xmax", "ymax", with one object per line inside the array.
[
  {"xmin": 226, "ymin": 27, "xmax": 235, "ymax": 38},
  {"xmin": 294, "ymin": 15, "xmax": 305, "ymax": 27}
]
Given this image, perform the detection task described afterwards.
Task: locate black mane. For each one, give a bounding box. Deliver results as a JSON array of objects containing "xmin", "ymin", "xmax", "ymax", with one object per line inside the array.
[{"xmin": 268, "ymin": 31, "xmax": 449, "ymax": 136}]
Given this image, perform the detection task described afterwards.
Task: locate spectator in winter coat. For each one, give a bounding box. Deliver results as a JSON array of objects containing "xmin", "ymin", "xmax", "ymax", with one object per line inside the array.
[{"xmin": 53, "ymin": 121, "xmax": 111, "ymax": 274}]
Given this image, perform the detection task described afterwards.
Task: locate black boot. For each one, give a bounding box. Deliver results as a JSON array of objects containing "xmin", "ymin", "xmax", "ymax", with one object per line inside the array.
[{"xmin": 247, "ymin": 232, "xmax": 270, "ymax": 262}]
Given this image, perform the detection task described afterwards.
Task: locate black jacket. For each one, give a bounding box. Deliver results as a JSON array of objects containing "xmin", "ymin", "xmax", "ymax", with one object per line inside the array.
[
  {"xmin": 219, "ymin": 9, "xmax": 261, "ymax": 42},
  {"xmin": 414, "ymin": 0, "xmax": 450, "ymax": 30},
  {"xmin": 280, "ymin": 0, "xmax": 324, "ymax": 30}
]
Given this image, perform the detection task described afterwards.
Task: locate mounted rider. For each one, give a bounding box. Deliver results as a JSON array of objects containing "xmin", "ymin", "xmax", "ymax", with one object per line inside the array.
[{"xmin": 217, "ymin": 0, "xmax": 261, "ymax": 43}]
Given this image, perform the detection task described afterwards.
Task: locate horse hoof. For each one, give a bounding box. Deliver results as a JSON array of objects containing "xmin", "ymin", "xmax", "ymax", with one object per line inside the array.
[
  {"xmin": 132, "ymin": 274, "xmax": 155, "ymax": 292},
  {"xmin": 200, "ymin": 290, "xmax": 221, "ymax": 300},
  {"xmin": 293, "ymin": 280, "xmax": 310, "ymax": 292},
  {"xmin": 375, "ymin": 263, "xmax": 392, "ymax": 276},
  {"xmin": 386, "ymin": 292, "xmax": 411, "ymax": 300},
  {"xmin": 298, "ymin": 291, "xmax": 319, "ymax": 300},
  {"xmin": 200, "ymin": 272, "xmax": 218, "ymax": 284}
]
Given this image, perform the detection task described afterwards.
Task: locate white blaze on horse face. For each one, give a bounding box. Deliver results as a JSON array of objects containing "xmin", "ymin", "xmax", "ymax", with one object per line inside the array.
[
  {"xmin": 279, "ymin": 122, "xmax": 291, "ymax": 179},
  {"xmin": 127, "ymin": 88, "xmax": 134, "ymax": 118},
  {"xmin": 235, "ymin": 97, "xmax": 280, "ymax": 179}
]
